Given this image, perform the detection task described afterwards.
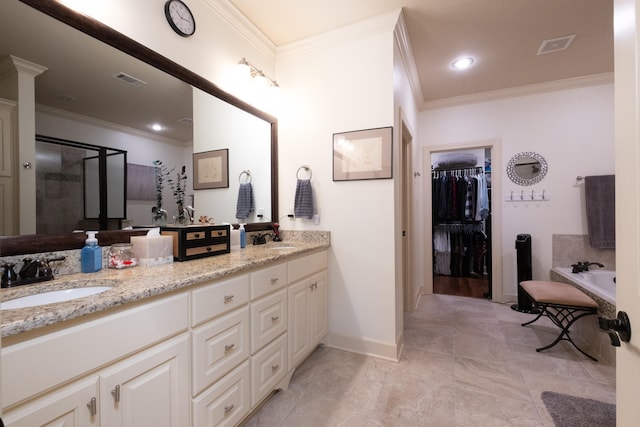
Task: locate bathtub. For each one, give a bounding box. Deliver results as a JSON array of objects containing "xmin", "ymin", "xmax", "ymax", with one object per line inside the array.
[{"xmin": 552, "ymin": 267, "xmax": 616, "ymax": 305}]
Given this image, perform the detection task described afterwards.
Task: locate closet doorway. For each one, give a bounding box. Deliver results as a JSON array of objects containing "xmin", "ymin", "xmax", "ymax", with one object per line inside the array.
[{"xmin": 423, "ymin": 140, "xmax": 503, "ymax": 302}]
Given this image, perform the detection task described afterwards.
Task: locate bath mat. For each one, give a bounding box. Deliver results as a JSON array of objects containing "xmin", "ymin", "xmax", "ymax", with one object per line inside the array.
[{"xmin": 541, "ymin": 391, "xmax": 615, "ymax": 427}]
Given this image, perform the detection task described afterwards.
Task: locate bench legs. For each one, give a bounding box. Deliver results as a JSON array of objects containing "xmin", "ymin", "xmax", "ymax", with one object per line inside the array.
[{"xmin": 521, "ymin": 303, "xmax": 598, "ymax": 361}]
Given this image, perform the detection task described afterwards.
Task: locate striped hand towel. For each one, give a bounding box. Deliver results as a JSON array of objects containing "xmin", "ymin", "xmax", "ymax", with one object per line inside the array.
[
  {"xmin": 294, "ymin": 179, "xmax": 314, "ymax": 219},
  {"xmin": 236, "ymin": 182, "xmax": 254, "ymax": 219}
]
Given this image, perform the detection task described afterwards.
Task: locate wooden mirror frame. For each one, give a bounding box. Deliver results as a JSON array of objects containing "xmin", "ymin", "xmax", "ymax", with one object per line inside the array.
[{"xmin": 0, "ymin": 0, "xmax": 279, "ymax": 256}]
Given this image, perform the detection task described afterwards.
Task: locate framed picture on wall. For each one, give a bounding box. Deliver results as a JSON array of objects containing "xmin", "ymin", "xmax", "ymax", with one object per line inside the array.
[
  {"xmin": 333, "ymin": 126, "xmax": 393, "ymax": 181},
  {"xmin": 193, "ymin": 149, "xmax": 229, "ymax": 189}
]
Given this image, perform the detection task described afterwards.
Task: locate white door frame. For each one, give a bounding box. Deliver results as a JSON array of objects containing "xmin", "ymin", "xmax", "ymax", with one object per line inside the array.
[
  {"xmin": 401, "ymin": 116, "xmax": 417, "ymax": 312},
  {"xmin": 423, "ymin": 139, "xmax": 504, "ymax": 302}
]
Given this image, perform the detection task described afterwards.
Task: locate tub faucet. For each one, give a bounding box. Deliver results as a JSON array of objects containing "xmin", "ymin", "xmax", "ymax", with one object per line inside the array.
[
  {"xmin": 585, "ymin": 262, "xmax": 605, "ymax": 270},
  {"xmin": 571, "ymin": 261, "xmax": 605, "ymax": 273}
]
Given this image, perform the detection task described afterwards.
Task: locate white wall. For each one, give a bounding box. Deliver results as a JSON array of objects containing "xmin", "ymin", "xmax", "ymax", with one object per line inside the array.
[
  {"xmin": 418, "ymin": 82, "xmax": 614, "ymax": 299},
  {"xmin": 276, "ymin": 11, "xmax": 400, "ymax": 359}
]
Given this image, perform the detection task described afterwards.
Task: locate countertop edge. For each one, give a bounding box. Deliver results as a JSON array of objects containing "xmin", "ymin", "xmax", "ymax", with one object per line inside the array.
[{"xmin": 2, "ymin": 242, "xmax": 330, "ymax": 337}]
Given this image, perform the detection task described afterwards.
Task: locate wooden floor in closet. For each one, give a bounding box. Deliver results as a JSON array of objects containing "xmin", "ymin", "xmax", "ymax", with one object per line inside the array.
[{"xmin": 433, "ymin": 275, "xmax": 489, "ymax": 299}]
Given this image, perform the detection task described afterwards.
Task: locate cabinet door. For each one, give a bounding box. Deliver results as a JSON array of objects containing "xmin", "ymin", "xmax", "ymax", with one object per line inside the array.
[
  {"xmin": 2, "ymin": 376, "xmax": 98, "ymax": 427},
  {"xmin": 310, "ymin": 271, "xmax": 328, "ymax": 346},
  {"xmin": 99, "ymin": 334, "xmax": 189, "ymax": 427},
  {"xmin": 288, "ymin": 279, "xmax": 311, "ymax": 370}
]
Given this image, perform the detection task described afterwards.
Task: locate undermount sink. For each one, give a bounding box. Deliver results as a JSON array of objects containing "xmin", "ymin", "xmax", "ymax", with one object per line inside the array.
[{"xmin": 1, "ymin": 286, "xmax": 112, "ymax": 310}]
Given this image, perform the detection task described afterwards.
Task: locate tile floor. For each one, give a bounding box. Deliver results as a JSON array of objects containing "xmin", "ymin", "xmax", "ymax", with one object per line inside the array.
[{"xmin": 244, "ymin": 294, "xmax": 616, "ymax": 426}]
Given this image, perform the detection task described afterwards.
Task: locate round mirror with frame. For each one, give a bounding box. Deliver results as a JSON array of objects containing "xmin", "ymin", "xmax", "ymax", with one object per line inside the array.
[{"xmin": 506, "ymin": 152, "xmax": 548, "ymax": 186}]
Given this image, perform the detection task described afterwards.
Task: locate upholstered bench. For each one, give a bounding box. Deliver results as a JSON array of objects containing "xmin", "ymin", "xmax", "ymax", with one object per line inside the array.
[{"xmin": 519, "ymin": 280, "xmax": 599, "ymax": 361}]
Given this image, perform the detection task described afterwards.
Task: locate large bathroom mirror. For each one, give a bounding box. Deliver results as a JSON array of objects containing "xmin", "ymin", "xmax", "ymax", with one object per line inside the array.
[
  {"xmin": 0, "ymin": 0, "xmax": 278, "ymax": 255},
  {"xmin": 506, "ymin": 151, "xmax": 548, "ymax": 186}
]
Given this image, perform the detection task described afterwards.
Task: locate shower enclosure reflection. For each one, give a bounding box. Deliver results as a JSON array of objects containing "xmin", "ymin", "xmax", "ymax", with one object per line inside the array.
[{"xmin": 36, "ymin": 135, "xmax": 126, "ymax": 234}]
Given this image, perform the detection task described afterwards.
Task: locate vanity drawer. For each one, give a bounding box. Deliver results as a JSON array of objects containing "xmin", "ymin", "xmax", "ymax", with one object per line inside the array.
[
  {"xmin": 250, "ymin": 262, "xmax": 287, "ymax": 300},
  {"xmin": 192, "ymin": 360, "xmax": 251, "ymax": 427},
  {"xmin": 162, "ymin": 224, "xmax": 230, "ymax": 261},
  {"xmin": 186, "ymin": 243, "xmax": 228, "ymax": 257},
  {"xmin": 250, "ymin": 289, "xmax": 287, "ymax": 354},
  {"xmin": 288, "ymin": 251, "xmax": 328, "ymax": 284},
  {"xmin": 191, "ymin": 274, "xmax": 249, "ymax": 326},
  {"xmin": 192, "ymin": 306, "xmax": 250, "ymax": 396},
  {"xmin": 251, "ymin": 333, "xmax": 287, "ymax": 407}
]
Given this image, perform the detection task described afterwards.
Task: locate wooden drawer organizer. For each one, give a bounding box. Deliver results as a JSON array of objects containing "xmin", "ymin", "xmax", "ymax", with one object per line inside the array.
[{"xmin": 161, "ymin": 225, "xmax": 230, "ymax": 261}]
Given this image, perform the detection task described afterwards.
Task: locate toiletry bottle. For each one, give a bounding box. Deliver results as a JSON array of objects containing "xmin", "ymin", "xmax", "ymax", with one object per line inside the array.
[
  {"xmin": 239, "ymin": 223, "xmax": 246, "ymax": 248},
  {"xmin": 230, "ymin": 224, "xmax": 240, "ymax": 251},
  {"xmin": 81, "ymin": 231, "xmax": 102, "ymax": 273}
]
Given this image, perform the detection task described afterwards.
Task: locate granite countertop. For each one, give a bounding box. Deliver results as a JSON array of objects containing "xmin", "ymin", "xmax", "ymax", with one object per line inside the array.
[{"xmin": 1, "ymin": 238, "xmax": 329, "ymax": 337}]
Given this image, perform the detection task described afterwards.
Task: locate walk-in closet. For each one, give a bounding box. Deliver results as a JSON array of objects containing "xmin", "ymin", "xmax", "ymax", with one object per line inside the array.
[{"xmin": 431, "ymin": 149, "xmax": 492, "ymax": 299}]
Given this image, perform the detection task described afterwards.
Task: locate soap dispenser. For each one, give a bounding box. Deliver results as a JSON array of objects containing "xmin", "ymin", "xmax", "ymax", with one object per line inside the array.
[
  {"xmin": 239, "ymin": 223, "xmax": 246, "ymax": 248},
  {"xmin": 81, "ymin": 231, "xmax": 102, "ymax": 273}
]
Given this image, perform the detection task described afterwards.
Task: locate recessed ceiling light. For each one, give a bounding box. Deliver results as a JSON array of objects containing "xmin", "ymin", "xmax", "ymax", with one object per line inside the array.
[
  {"xmin": 451, "ymin": 57, "xmax": 475, "ymax": 70},
  {"xmin": 150, "ymin": 123, "xmax": 164, "ymax": 132}
]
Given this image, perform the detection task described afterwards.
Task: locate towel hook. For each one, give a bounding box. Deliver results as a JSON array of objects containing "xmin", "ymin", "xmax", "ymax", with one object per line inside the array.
[
  {"xmin": 297, "ymin": 165, "xmax": 312, "ymax": 180},
  {"xmin": 239, "ymin": 170, "xmax": 252, "ymax": 184}
]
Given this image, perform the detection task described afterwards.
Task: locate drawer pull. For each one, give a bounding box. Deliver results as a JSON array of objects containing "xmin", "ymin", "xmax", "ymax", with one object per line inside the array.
[
  {"xmin": 206, "ymin": 246, "xmax": 212, "ymax": 252},
  {"xmin": 224, "ymin": 295, "xmax": 234, "ymax": 303},
  {"xmin": 194, "ymin": 233, "xmax": 200, "ymax": 238},
  {"xmin": 272, "ymin": 364, "xmax": 279, "ymax": 371},
  {"xmin": 270, "ymin": 277, "xmax": 279, "ymax": 284},
  {"xmin": 217, "ymin": 231, "xmax": 223, "ymax": 236},
  {"xmin": 271, "ymin": 316, "xmax": 279, "ymax": 322},
  {"xmin": 224, "ymin": 404, "xmax": 235, "ymax": 414},
  {"xmin": 111, "ymin": 384, "xmax": 120, "ymax": 403},
  {"xmin": 224, "ymin": 343, "xmax": 235, "ymax": 352},
  {"xmin": 87, "ymin": 397, "xmax": 97, "ymax": 416}
]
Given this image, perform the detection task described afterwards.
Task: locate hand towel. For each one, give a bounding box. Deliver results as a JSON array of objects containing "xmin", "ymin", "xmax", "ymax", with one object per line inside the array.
[
  {"xmin": 585, "ymin": 175, "xmax": 615, "ymax": 249},
  {"xmin": 235, "ymin": 182, "xmax": 254, "ymax": 219},
  {"xmin": 294, "ymin": 179, "xmax": 314, "ymax": 219}
]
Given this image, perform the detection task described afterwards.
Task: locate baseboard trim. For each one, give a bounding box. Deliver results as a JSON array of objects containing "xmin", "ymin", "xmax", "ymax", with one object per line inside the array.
[{"xmin": 325, "ymin": 332, "xmax": 399, "ymax": 361}]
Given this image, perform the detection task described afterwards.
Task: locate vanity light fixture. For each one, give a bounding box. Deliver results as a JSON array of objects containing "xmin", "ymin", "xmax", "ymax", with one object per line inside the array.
[
  {"xmin": 450, "ymin": 56, "xmax": 475, "ymax": 70},
  {"xmin": 237, "ymin": 57, "xmax": 279, "ymax": 90}
]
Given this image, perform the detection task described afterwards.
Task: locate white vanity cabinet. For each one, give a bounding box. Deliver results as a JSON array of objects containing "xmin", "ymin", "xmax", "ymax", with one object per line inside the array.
[
  {"xmin": 1, "ymin": 247, "xmax": 329, "ymax": 427},
  {"xmin": 287, "ymin": 251, "xmax": 328, "ymax": 370},
  {"xmin": 1, "ymin": 293, "xmax": 190, "ymax": 427}
]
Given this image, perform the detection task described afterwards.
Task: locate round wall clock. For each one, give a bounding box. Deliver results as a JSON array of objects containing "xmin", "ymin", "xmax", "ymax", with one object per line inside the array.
[{"xmin": 164, "ymin": 0, "xmax": 196, "ymax": 37}]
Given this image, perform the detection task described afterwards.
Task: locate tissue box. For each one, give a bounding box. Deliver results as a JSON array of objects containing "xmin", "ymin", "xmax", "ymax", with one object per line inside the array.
[{"xmin": 131, "ymin": 235, "xmax": 174, "ymax": 266}]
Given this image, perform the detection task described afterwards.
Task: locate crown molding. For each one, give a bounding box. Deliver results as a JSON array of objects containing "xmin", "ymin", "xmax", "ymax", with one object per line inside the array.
[
  {"xmin": 277, "ymin": 9, "xmax": 402, "ymax": 61},
  {"xmin": 421, "ymin": 72, "xmax": 614, "ymax": 110},
  {"xmin": 36, "ymin": 104, "xmax": 191, "ymax": 148},
  {"xmin": 394, "ymin": 9, "xmax": 424, "ymax": 106},
  {"xmin": 201, "ymin": 0, "xmax": 277, "ymax": 62}
]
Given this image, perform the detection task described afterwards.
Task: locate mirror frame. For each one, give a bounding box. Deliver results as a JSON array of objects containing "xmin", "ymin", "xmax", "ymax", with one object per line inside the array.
[
  {"xmin": 506, "ymin": 151, "xmax": 548, "ymax": 186},
  {"xmin": 1, "ymin": 0, "xmax": 278, "ymax": 256}
]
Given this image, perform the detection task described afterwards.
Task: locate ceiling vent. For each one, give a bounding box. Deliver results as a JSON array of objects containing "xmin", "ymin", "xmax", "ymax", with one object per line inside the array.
[
  {"xmin": 537, "ymin": 35, "xmax": 576, "ymax": 55},
  {"xmin": 113, "ymin": 72, "xmax": 147, "ymax": 87},
  {"xmin": 178, "ymin": 117, "xmax": 193, "ymax": 125}
]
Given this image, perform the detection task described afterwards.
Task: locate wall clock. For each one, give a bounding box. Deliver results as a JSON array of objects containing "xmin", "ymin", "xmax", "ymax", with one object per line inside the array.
[{"xmin": 164, "ymin": 0, "xmax": 196, "ymax": 37}]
